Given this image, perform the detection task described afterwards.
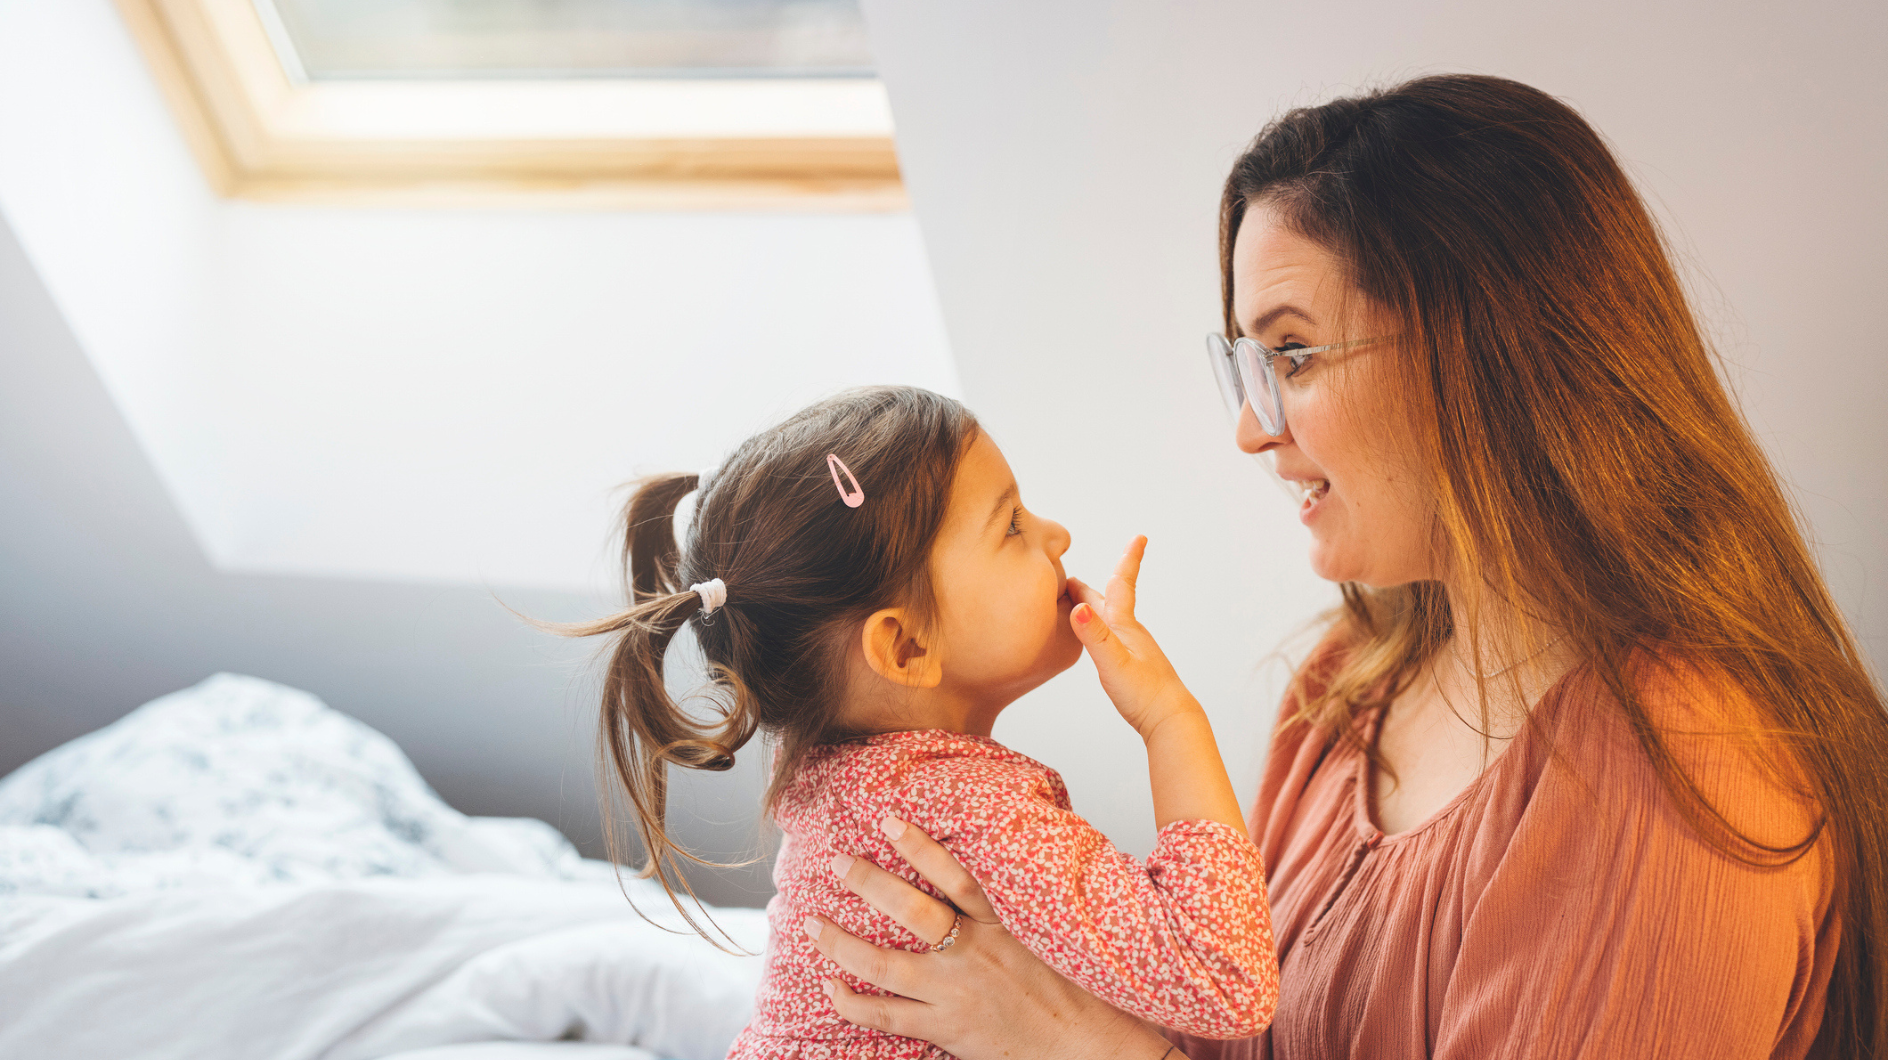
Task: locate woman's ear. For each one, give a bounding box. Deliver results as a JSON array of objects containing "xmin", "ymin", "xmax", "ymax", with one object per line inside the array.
[{"xmin": 859, "ymin": 609, "xmax": 942, "ymax": 690}]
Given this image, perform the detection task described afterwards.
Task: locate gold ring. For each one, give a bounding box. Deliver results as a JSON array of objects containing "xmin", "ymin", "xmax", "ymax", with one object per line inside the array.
[{"xmin": 929, "ymin": 912, "xmax": 963, "ymax": 953}]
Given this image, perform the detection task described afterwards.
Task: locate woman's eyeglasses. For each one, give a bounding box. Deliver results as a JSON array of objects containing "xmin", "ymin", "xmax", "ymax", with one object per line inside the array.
[{"xmin": 1203, "ymin": 333, "xmax": 1384, "ymax": 437}]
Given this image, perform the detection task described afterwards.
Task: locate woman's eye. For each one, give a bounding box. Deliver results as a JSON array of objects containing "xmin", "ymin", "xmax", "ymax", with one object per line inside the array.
[
  {"xmin": 1007, "ymin": 506, "xmax": 1025, "ymax": 537},
  {"xmin": 1278, "ymin": 342, "xmax": 1313, "ymax": 378}
]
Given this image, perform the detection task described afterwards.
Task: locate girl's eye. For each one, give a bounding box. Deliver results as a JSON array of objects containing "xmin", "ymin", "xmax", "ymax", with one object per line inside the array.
[{"xmin": 1007, "ymin": 506, "xmax": 1025, "ymax": 537}]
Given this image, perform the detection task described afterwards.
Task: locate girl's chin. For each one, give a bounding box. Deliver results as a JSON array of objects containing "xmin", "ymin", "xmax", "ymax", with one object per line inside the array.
[{"xmin": 1035, "ymin": 625, "xmax": 1085, "ymax": 679}]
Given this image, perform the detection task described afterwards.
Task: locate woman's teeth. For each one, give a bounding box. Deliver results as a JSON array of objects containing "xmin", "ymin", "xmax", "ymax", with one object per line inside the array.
[{"xmin": 1301, "ymin": 479, "xmax": 1330, "ymax": 503}]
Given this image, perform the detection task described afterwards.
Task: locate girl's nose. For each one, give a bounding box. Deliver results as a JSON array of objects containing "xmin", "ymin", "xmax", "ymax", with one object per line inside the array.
[
  {"xmin": 1235, "ymin": 399, "xmax": 1289, "ymax": 454},
  {"xmin": 1043, "ymin": 517, "xmax": 1072, "ymax": 558}
]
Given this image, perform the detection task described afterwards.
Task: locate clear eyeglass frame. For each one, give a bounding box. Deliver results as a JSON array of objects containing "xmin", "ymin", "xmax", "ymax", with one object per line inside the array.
[{"xmin": 1204, "ymin": 332, "xmax": 1381, "ymax": 437}]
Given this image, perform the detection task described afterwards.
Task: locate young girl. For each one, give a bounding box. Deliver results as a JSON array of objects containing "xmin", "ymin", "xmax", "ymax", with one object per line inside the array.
[{"xmin": 568, "ymin": 386, "xmax": 1277, "ymax": 1057}]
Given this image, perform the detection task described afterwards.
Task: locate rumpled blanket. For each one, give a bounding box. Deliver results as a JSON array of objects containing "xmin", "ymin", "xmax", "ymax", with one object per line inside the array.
[{"xmin": 0, "ymin": 673, "xmax": 766, "ymax": 1060}]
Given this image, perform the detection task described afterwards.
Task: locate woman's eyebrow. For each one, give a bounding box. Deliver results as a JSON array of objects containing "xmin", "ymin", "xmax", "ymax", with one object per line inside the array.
[
  {"xmin": 983, "ymin": 484, "xmax": 1016, "ymax": 533},
  {"xmin": 1243, "ymin": 304, "xmax": 1318, "ymax": 337}
]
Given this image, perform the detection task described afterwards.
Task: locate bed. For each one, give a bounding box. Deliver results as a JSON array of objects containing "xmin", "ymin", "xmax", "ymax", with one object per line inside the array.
[{"xmin": 0, "ymin": 673, "xmax": 767, "ymax": 1060}]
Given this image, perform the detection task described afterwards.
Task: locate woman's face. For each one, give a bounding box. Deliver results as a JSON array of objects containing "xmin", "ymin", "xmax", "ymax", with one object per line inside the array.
[{"xmin": 1230, "ymin": 203, "xmax": 1439, "ymax": 588}]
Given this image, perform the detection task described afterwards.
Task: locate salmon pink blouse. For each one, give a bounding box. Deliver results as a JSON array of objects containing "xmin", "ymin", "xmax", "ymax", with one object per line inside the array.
[{"xmin": 1176, "ymin": 657, "xmax": 1838, "ymax": 1060}]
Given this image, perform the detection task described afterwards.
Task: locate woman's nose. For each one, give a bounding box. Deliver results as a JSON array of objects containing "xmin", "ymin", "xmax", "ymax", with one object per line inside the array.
[{"xmin": 1235, "ymin": 399, "xmax": 1289, "ymax": 453}]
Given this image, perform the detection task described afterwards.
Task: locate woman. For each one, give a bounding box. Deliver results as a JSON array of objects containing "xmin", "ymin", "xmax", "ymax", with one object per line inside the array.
[{"xmin": 798, "ymin": 74, "xmax": 1888, "ymax": 1058}]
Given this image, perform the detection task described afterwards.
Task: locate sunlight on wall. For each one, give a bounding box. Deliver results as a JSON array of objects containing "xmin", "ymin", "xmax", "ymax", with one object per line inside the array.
[{"xmin": 0, "ymin": 0, "xmax": 958, "ymax": 596}]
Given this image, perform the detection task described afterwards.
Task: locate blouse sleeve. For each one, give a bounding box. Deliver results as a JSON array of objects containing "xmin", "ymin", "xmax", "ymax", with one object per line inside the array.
[
  {"xmin": 894, "ymin": 764, "xmax": 1279, "ymax": 1040},
  {"xmin": 1434, "ymin": 672, "xmax": 1838, "ymax": 1060}
]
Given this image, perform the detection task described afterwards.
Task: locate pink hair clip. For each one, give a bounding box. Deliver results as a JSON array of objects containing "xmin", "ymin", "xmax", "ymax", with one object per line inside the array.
[{"xmin": 826, "ymin": 453, "xmax": 864, "ymax": 508}]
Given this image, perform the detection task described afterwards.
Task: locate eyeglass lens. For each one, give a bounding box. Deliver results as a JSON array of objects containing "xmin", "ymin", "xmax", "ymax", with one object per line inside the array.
[{"xmin": 1205, "ymin": 334, "xmax": 1290, "ymax": 436}]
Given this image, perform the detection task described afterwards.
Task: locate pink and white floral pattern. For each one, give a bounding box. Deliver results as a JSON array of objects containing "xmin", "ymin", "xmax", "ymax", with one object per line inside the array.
[{"xmin": 729, "ymin": 729, "xmax": 1280, "ymax": 1059}]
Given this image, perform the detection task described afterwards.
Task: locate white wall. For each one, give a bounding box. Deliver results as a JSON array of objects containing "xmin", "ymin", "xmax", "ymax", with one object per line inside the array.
[
  {"xmin": 863, "ymin": 0, "xmax": 1888, "ymax": 855},
  {"xmin": 0, "ymin": 0, "xmax": 228, "ymax": 544},
  {"xmin": 207, "ymin": 205, "xmax": 956, "ymax": 591},
  {"xmin": 0, "ymin": 0, "xmax": 959, "ymax": 596}
]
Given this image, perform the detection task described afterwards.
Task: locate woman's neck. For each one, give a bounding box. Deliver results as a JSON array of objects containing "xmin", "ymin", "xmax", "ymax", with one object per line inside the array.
[{"xmin": 1437, "ymin": 581, "xmax": 1576, "ymax": 727}]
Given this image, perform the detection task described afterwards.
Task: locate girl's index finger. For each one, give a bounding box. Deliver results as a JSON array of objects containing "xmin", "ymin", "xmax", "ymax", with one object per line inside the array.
[{"xmin": 1107, "ymin": 536, "xmax": 1148, "ymax": 619}]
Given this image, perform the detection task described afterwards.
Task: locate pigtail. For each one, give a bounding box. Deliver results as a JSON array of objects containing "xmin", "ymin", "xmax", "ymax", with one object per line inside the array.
[
  {"xmin": 539, "ymin": 388, "xmax": 980, "ymax": 949},
  {"xmin": 558, "ymin": 472, "xmax": 760, "ymax": 950},
  {"xmin": 622, "ymin": 472, "xmax": 697, "ymax": 604}
]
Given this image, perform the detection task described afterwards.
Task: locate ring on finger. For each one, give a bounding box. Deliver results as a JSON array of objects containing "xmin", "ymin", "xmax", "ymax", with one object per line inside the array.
[{"xmin": 929, "ymin": 912, "xmax": 963, "ymax": 953}]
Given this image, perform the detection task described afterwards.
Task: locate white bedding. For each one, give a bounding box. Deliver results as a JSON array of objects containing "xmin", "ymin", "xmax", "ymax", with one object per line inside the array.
[{"xmin": 0, "ymin": 674, "xmax": 767, "ymax": 1060}]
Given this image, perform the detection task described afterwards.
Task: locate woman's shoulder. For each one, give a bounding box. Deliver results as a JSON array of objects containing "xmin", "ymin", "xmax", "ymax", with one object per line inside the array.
[{"xmin": 1527, "ymin": 648, "xmax": 1827, "ymax": 863}]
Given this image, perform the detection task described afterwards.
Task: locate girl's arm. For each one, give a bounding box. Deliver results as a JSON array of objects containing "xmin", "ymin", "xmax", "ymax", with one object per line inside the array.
[
  {"xmin": 1068, "ymin": 537, "xmax": 1245, "ymax": 833},
  {"xmin": 823, "ymin": 538, "xmax": 1278, "ymax": 1039},
  {"xmin": 867, "ymin": 764, "xmax": 1273, "ymax": 1038},
  {"xmin": 807, "ymin": 824, "xmax": 1194, "ymax": 1060}
]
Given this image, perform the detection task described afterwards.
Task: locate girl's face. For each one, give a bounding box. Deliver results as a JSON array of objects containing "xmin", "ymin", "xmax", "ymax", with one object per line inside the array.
[
  {"xmin": 926, "ymin": 432, "xmax": 1081, "ymax": 713},
  {"xmin": 1230, "ymin": 203, "xmax": 1439, "ymax": 588}
]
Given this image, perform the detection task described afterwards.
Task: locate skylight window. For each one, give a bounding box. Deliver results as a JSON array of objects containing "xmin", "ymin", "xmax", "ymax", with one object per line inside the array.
[
  {"xmin": 258, "ymin": 0, "xmax": 874, "ymax": 81},
  {"xmin": 116, "ymin": 0, "xmax": 899, "ymax": 208}
]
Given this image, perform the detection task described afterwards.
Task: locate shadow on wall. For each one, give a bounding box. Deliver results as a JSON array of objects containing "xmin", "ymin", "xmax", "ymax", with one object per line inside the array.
[{"xmin": 0, "ymin": 212, "xmax": 776, "ymax": 908}]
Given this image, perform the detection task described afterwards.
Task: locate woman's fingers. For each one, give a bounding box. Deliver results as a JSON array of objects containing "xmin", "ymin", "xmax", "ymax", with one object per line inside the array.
[
  {"xmin": 831, "ymin": 850, "xmax": 960, "ymax": 943},
  {"xmin": 803, "ymin": 915, "xmax": 932, "ymax": 999},
  {"xmin": 826, "ymin": 978, "xmax": 933, "ymax": 1040},
  {"xmin": 878, "ymin": 817, "xmax": 999, "ymax": 922}
]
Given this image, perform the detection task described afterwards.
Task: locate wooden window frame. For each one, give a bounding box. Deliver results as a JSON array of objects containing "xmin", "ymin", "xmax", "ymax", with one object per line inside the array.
[{"xmin": 114, "ymin": 0, "xmax": 904, "ymax": 209}]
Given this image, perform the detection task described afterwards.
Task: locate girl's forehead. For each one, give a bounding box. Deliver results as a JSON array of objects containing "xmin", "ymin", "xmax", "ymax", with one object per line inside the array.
[
  {"xmin": 941, "ymin": 433, "xmax": 1015, "ymax": 531},
  {"xmin": 952, "ymin": 432, "xmax": 1011, "ymax": 494}
]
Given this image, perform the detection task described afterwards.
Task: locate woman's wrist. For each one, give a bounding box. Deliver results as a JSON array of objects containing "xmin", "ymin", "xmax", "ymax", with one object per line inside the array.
[{"xmin": 1064, "ymin": 1003, "xmax": 1186, "ymax": 1060}]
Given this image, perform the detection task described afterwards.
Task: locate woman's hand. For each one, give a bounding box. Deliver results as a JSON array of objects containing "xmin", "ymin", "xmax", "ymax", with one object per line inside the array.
[
  {"xmin": 1068, "ymin": 536, "xmax": 1203, "ymax": 740},
  {"xmin": 803, "ymin": 817, "xmax": 1182, "ymax": 1060}
]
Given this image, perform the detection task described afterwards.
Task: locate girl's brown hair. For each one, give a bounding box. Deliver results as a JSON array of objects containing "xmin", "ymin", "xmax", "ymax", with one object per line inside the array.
[
  {"xmin": 1222, "ymin": 74, "xmax": 1887, "ymax": 1053},
  {"xmin": 560, "ymin": 386, "xmax": 978, "ymax": 934}
]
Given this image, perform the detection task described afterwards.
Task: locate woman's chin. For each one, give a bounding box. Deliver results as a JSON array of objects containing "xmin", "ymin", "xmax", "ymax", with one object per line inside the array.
[{"xmin": 1306, "ymin": 543, "xmax": 1351, "ymax": 584}]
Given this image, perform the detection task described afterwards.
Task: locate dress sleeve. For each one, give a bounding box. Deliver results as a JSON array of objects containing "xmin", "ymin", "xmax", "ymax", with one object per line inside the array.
[
  {"xmin": 1434, "ymin": 671, "xmax": 1838, "ymax": 1060},
  {"xmin": 895, "ymin": 765, "xmax": 1280, "ymax": 1040}
]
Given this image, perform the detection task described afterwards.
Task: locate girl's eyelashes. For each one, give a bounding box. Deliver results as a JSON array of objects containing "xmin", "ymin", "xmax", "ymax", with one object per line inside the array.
[{"xmin": 1006, "ymin": 505, "xmax": 1025, "ymax": 537}]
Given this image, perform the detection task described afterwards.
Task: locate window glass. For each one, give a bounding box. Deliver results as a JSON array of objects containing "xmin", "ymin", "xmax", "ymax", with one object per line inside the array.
[{"xmin": 259, "ymin": 0, "xmax": 874, "ymax": 80}]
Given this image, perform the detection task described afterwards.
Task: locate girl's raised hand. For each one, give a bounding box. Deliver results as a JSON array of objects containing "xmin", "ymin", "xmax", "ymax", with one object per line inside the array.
[{"xmin": 1067, "ymin": 536, "xmax": 1203, "ymax": 739}]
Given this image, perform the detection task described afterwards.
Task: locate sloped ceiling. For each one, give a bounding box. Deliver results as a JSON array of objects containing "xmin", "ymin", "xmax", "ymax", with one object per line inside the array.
[{"xmin": 0, "ymin": 0, "xmax": 959, "ymax": 596}]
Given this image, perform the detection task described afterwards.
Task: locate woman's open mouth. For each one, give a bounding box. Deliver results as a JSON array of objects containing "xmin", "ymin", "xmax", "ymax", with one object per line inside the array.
[{"xmin": 1299, "ymin": 478, "xmax": 1330, "ymax": 519}]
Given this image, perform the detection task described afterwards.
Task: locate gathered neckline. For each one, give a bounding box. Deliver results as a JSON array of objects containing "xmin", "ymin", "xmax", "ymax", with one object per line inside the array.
[{"xmin": 1348, "ymin": 662, "xmax": 1583, "ymax": 846}]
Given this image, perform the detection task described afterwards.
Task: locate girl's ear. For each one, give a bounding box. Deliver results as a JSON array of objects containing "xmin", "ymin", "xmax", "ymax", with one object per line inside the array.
[{"xmin": 860, "ymin": 609, "xmax": 942, "ymax": 690}]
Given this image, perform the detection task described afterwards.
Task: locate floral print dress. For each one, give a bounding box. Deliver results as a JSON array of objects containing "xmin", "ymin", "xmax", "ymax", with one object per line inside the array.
[{"xmin": 728, "ymin": 729, "xmax": 1280, "ymax": 1059}]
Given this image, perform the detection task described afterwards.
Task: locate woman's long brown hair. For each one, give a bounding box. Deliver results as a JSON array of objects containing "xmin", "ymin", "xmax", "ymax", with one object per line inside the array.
[
  {"xmin": 555, "ymin": 386, "xmax": 978, "ymax": 942},
  {"xmin": 1222, "ymin": 74, "xmax": 1887, "ymax": 1054}
]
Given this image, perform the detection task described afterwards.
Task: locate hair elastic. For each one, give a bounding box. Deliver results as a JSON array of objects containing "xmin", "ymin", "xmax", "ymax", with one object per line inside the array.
[
  {"xmin": 826, "ymin": 453, "xmax": 864, "ymax": 508},
  {"xmin": 689, "ymin": 578, "xmax": 727, "ymax": 616}
]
